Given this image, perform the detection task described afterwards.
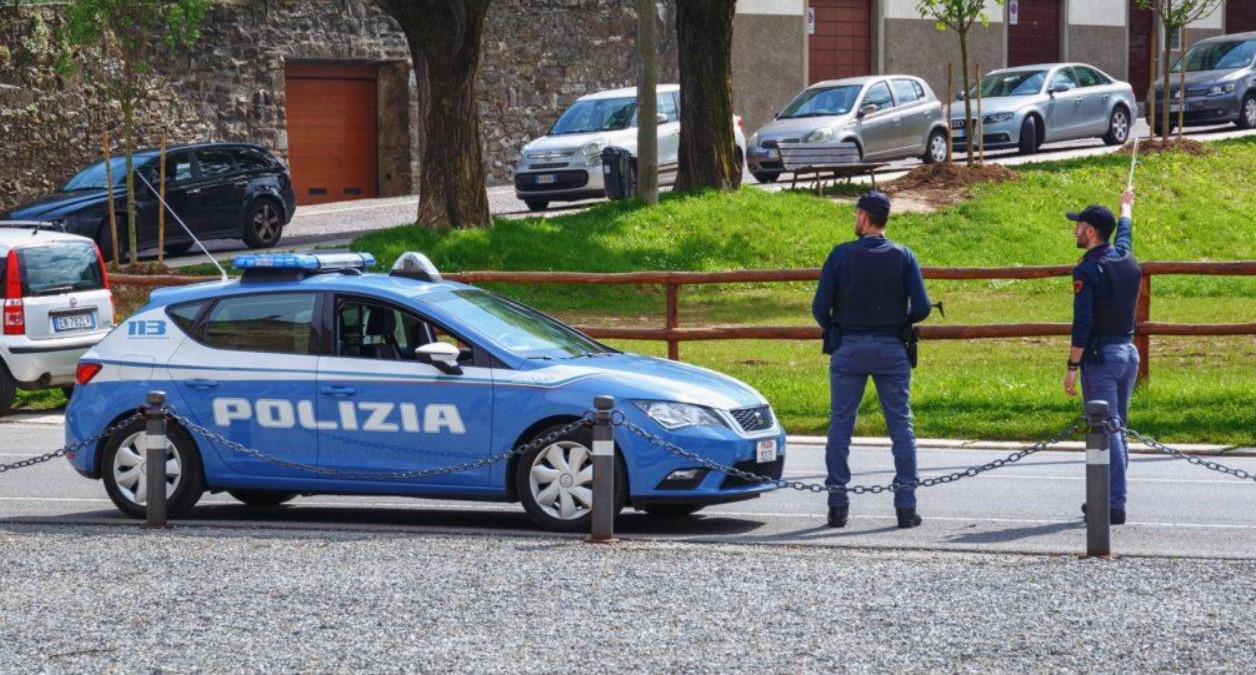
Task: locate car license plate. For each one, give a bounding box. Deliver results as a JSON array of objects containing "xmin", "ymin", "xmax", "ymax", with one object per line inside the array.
[
  {"xmin": 534, "ymin": 174, "xmax": 557, "ymax": 185},
  {"xmin": 950, "ymin": 119, "xmax": 967, "ymax": 130},
  {"xmin": 756, "ymin": 438, "xmax": 778, "ymax": 464},
  {"xmin": 53, "ymin": 312, "xmax": 95, "ymax": 332}
]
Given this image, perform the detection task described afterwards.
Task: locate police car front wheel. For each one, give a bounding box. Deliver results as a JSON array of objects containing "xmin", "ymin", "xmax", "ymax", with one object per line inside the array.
[
  {"xmin": 101, "ymin": 419, "xmax": 205, "ymax": 519},
  {"xmin": 516, "ymin": 424, "xmax": 627, "ymax": 532}
]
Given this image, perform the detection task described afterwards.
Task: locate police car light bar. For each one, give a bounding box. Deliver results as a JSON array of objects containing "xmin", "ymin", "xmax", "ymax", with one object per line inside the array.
[
  {"xmin": 390, "ymin": 251, "xmax": 443, "ymax": 283},
  {"xmin": 233, "ymin": 252, "xmax": 376, "ymax": 272}
]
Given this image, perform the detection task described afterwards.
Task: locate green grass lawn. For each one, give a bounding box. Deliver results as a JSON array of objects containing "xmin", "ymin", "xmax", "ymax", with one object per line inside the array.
[
  {"xmin": 49, "ymin": 139, "xmax": 1252, "ymax": 443},
  {"xmin": 344, "ymin": 137, "xmax": 1256, "ymax": 445}
]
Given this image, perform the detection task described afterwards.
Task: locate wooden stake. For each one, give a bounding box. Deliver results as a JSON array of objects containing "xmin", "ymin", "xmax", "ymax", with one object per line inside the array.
[
  {"xmin": 946, "ymin": 63, "xmax": 954, "ymax": 163},
  {"xmin": 101, "ymin": 131, "xmax": 119, "ymax": 267},
  {"xmin": 158, "ymin": 133, "xmax": 167, "ymax": 264},
  {"xmin": 976, "ymin": 64, "xmax": 984, "ymax": 164}
]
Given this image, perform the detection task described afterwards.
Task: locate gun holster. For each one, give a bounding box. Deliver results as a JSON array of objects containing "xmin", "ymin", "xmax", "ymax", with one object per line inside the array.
[{"xmin": 902, "ymin": 326, "xmax": 920, "ymax": 369}]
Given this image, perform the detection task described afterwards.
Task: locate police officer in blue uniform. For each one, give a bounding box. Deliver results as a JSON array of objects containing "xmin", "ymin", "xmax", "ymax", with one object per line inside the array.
[
  {"xmin": 1063, "ymin": 190, "xmax": 1139, "ymax": 525},
  {"xmin": 812, "ymin": 191, "xmax": 932, "ymax": 529}
]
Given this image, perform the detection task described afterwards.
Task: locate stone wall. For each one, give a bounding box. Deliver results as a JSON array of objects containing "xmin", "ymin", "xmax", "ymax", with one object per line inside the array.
[{"xmin": 0, "ymin": 0, "xmax": 679, "ymax": 213}]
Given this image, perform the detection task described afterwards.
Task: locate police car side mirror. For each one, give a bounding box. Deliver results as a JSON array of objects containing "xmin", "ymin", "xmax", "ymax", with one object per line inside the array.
[{"xmin": 416, "ymin": 342, "xmax": 463, "ymax": 375}]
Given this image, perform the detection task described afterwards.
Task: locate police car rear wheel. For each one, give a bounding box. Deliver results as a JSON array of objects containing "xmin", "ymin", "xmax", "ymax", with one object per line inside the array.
[
  {"xmin": 517, "ymin": 425, "xmax": 626, "ymax": 532},
  {"xmin": 102, "ymin": 420, "xmax": 205, "ymax": 518},
  {"xmin": 227, "ymin": 490, "xmax": 296, "ymax": 507}
]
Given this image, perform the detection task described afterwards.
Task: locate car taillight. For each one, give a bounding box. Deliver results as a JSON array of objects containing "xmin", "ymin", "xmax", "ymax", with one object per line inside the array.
[
  {"xmin": 94, "ymin": 242, "xmax": 110, "ymax": 290},
  {"xmin": 3, "ymin": 251, "xmax": 23, "ymax": 336},
  {"xmin": 76, "ymin": 363, "xmax": 103, "ymax": 385}
]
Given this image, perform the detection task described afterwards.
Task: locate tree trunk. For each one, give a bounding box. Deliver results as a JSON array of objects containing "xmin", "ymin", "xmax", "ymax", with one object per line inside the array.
[
  {"xmin": 674, "ymin": 0, "xmax": 740, "ymax": 193},
  {"xmin": 376, "ymin": 0, "xmax": 492, "ymax": 229},
  {"xmin": 1146, "ymin": 14, "xmax": 1157, "ymax": 140},
  {"xmin": 959, "ymin": 30, "xmax": 974, "ymax": 166},
  {"xmin": 636, "ymin": 0, "xmax": 659, "ymax": 205}
]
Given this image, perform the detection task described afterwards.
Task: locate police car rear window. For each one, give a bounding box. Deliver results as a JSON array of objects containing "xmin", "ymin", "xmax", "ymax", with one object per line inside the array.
[
  {"xmin": 16, "ymin": 243, "xmax": 104, "ymax": 296},
  {"xmin": 202, "ymin": 293, "xmax": 317, "ymax": 355},
  {"xmin": 166, "ymin": 300, "xmax": 208, "ymax": 335}
]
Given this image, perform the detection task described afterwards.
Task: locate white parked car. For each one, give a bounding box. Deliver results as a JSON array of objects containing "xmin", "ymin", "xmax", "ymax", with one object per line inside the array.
[
  {"xmin": 513, "ymin": 84, "xmax": 747, "ymax": 211},
  {"xmin": 0, "ymin": 223, "xmax": 113, "ymax": 415}
]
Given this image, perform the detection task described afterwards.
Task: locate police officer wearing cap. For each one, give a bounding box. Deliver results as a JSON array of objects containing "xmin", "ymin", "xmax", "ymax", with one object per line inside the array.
[
  {"xmin": 812, "ymin": 191, "xmax": 932, "ymax": 529},
  {"xmin": 1064, "ymin": 190, "xmax": 1140, "ymax": 525}
]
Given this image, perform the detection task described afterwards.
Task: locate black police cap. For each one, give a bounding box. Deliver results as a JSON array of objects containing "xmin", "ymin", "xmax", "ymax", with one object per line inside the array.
[
  {"xmin": 1066, "ymin": 205, "xmax": 1116, "ymax": 239},
  {"xmin": 857, "ymin": 191, "xmax": 891, "ymax": 220}
]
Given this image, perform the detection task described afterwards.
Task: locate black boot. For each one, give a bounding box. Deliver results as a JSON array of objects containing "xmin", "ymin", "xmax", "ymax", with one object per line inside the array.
[
  {"xmin": 1081, "ymin": 503, "xmax": 1127, "ymax": 525},
  {"xmin": 827, "ymin": 505, "xmax": 849, "ymax": 528},
  {"xmin": 896, "ymin": 507, "xmax": 922, "ymax": 529}
]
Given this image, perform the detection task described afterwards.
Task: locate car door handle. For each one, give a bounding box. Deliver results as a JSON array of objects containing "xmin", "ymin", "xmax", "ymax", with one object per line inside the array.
[
  {"xmin": 187, "ymin": 188, "xmax": 202, "ymax": 194},
  {"xmin": 1102, "ymin": 94, "xmax": 1111, "ymax": 101},
  {"xmin": 183, "ymin": 378, "xmax": 218, "ymax": 390},
  {"xmin": 233, "ymin": 181, "xmax": 248, "ymax": 187},
  {"xmin": 321, "ymin": 386, "xmax": 357, "ymax": 398}
]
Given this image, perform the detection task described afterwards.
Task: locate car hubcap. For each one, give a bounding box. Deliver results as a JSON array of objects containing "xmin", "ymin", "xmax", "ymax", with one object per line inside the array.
[
  {"xmin": 1114, "ymin": 113, "xmax": 1128, "ymax": 140},
  {"xmin": 931, "ymin": 134, "xmax": 947, "ymax": 161},
  {"xmin": 112, "ymin": 432, "xmax": 181, "ymax": 506},
  {"xmin": 529, "ymin": 441, "xmax": 594, "ymax": 521},
  {"xmin": 253, "ymin": 205, "xmax": 280, "ymax": 242}
]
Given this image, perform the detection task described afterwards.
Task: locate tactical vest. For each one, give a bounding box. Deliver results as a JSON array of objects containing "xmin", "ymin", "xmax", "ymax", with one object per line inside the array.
[
  {"xmin": 833, "ymin": 243, "xmax": 909, "ymax": 328},
  {"xmin": 1091, "ymin": 251, "xmax": 1141, "ymax": 337}
]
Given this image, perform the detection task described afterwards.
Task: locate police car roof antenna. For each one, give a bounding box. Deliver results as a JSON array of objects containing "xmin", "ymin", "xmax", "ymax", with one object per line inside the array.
[{"xmin": 135, "ymin": 172, "xmax": 229, "ymax": 282}]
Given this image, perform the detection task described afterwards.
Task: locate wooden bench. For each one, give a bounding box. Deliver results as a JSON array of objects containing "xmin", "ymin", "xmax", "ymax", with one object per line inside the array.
[{"xmin": 776, "ymin": 141, "xmax": 887, "ymax": 193}]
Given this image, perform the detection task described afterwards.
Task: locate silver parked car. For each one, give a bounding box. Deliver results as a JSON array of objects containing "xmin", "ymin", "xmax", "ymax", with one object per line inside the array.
[
  {"xmin": 952, "ymin": 63, "xmax": 1136, "ymax": 155},
  {"xmin": 746, "ymin": 75, "xmax": 950, "ymax": 183},
  {"xmin": 1153, "ymin": 32, "xmax": 1256, "ymax": 130},
  {"xmin": 513, "ymin": 84, "xmax": 747, "ymax": 211}
]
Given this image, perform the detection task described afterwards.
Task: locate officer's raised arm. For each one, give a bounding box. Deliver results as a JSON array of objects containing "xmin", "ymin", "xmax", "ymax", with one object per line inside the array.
[{"xmin": 1114, "ymin": 189, "xmax": 1134, "ymax": 254}]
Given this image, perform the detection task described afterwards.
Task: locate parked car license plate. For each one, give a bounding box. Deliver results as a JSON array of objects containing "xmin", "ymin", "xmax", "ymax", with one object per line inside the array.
[
  {"xmin": 756, "ymin": 438, "xmax": 778, "ymax": 464},
  {"xmin": 53, "ymin": 312, "xmax": 95, "ymax": 332},
  {"xmin": 534, "ymin": 174, "xmax": 557, "ymax": 185}
]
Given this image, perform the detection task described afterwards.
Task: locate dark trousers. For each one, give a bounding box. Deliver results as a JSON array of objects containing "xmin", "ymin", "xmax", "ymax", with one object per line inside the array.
[
  {"xmin": 825, "ymin": 334, "xmax": 918, "ymax": 509},
  {"xmin": 1081, "ymin": 342, "xmax": 1139, "ymax": 509}
]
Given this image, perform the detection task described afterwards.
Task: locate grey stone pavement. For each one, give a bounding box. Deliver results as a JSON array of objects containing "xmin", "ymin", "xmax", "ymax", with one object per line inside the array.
[{"xmin": 163, "ymin": 120, "xmax": 1256, "ymax": 268}]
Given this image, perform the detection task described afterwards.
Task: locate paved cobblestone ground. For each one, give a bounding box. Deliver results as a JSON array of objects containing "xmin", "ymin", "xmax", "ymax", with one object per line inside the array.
[{"xmin": 1, "ymin": 525, "xmax": 1253, "ymax": 673}]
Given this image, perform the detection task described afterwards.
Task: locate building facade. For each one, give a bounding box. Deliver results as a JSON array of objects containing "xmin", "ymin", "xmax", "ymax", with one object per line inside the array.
[{"xmin": 0, "ymin": 0, "xmax": 680, "ymax": 212}]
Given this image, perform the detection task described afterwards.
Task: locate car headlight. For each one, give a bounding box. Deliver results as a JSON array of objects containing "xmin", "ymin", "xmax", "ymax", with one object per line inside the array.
[
  {"xmin": 983, "ymin": 112, "xmax": 1014, "ymax": 124},
  {"xmin": 632, "ymin": 400, "xmax": 729, "ymax": 430},
  {"xmin": 581, "ymin": 140, "xmax": 606, "ymax": 158},
  {"xmin": 1207, "ymin": 83, "xmax": 1237, "ymax": 97},
  {"xmin": 804, "ymin": 128, "xmax": 833, "ymax": 143}
]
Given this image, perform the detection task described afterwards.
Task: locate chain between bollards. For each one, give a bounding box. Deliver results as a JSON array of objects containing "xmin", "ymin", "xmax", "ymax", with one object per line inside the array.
[
  {"xmin": 584, "ymin": 395, "xmax": 618, "ymax": 544},
  {"xmin": 1084, "ymin": 400, "xmax": 1111, "ymax": 558},
  {"xmin": 143, "ymin": 390, "xmax": 171, "ymax": 530}
]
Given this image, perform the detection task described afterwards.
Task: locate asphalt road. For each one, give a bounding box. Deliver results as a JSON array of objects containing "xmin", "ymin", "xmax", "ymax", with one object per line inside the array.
[
  {"xmin": 163, "ymin": 120, "xmax": 1256, "ymax": 268},
  {"xmin": 3, "ymin": 418, "xmax": 1254, "ymax": 559}
]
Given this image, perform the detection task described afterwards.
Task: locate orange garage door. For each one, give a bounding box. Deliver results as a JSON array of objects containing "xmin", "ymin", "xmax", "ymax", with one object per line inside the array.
[
  {"xmin": 285, "ymin": 64, "xmax": 379, "ymax": 206},
  {"xmin": 809, "ymin": 0, "xmax": 872, "ymax": 84}
]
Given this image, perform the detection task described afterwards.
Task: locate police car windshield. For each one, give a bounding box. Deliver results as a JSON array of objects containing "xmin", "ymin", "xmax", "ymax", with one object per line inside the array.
[{"xmin": 431, "ymin": 289, "xmax": 612, "ymax": 359}]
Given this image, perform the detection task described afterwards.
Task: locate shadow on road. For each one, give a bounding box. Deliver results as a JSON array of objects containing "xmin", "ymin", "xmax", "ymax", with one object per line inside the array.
[{"xmin": 943, "ymin": 519, "xmax": 1083, "ymax": 545}]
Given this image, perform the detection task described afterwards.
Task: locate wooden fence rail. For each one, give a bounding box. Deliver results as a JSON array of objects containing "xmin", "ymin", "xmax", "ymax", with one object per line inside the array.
[{"xmin": 113, "ymin": 261, "xmax": 1256, "ymax": 384}]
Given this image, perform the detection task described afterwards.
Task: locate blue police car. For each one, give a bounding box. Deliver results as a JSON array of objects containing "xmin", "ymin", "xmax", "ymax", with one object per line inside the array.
[{"xmin": 65, "ymin": 252, "xmax": 785, "ymax": 531}]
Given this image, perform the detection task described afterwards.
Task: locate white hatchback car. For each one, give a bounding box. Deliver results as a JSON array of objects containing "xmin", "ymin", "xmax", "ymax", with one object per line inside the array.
[
  {"xmin": 513, "ymin": 84, "xmax": 747, "ymax": 211},
  {"xmin": 0, "ymin": 223, "xmax": 113, "ymax": 415}
]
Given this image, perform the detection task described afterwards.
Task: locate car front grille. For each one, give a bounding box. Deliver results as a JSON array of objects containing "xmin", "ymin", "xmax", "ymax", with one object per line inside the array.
[
  {"xmin": 514, "ymin": 170, "xmax": 590, "ymax": 192},
  {"xmin": 730, "ymin": 405, "xmax": 775, "ymax": 433},
  {"xmin": 761, "ymin": 139, "xmax": 799, "ymax": 149},
  {"xmin": 528, "ymin": 162, "xmax": 569, "ymax": 170},
  {"xmin": 720, "ymin": 457, "xmax": 784, "ymax": 489}
]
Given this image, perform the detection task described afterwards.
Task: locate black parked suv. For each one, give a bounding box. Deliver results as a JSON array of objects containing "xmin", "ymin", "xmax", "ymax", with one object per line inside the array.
[{"xmin": 4, "ymin": 143, "xmax": 297, "ymax": 260}]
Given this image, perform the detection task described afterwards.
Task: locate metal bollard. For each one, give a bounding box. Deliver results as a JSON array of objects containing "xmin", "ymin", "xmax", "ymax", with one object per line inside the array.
[
  {"xmin": 1084, "ymin": 400, "xmax": 1111, "ymax": 557},
  {"xmin": 584, "ymin": 395, "xmax": 618, "ymax": 544},
  {"xmin": 143, "ymin": 391, "xmax": 171, "ymax": 529}
]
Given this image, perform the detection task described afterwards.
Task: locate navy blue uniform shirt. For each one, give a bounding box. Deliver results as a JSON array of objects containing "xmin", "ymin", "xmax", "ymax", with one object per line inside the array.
[
  {"xmin": 1071, "ymin": 215, "xmax": 1135, "ymax": 349},
  {"xmin": 812, "ymin": 235, "xmax": 931, "ymax": 334}
]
